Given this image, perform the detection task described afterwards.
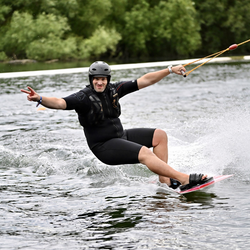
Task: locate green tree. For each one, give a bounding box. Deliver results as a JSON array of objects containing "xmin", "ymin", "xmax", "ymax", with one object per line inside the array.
[
  {"xmin": 0, "ymin": 4, "xmax": 11, "ymax": 23},
  {"xmin": 0, "ymin": 0, "xmax": 249, "ymax": 62},
  {"xmin": 151, "ymin": 0, "xmax": 201, "ymax": 56},
  {"xmin": 117, "ymin": 0, "xmax": 201, "ymax": 59},
  {"xmin": 0, "ymin": 0, "xmax": 121, "ymax": 60},
  {"xmin": 1, "ymin": 11, "xmax": 76, "ymax": 60},
  {"xmin": 78, "ymin": 26, "xmax": 121, "ymax": 60},
  {"xmin": 225, "ymin": 0, "xmax": 250, "ymax": 53},
  {"xmin": 39, "ymin": 0, "xmax": 113, "ymax": 38},
  {"xmin": 193, "ymin": 0, "xmax": 250, "ymax": 54},
  {"xmin": 1, "ymin": 11, "xmax": 36, "ymax": 58}
]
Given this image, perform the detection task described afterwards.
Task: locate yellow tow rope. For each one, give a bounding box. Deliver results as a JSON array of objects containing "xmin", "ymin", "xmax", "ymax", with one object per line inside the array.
[{"xmin": 181, "ymin": 38, "xmax": 250, "ymax": 77}]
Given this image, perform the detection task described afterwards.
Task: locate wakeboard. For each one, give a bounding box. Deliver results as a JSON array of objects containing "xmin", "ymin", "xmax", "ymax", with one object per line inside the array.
[{"xmin": 177, "ymin": 175, "xmax": 233, "ymax": 194}]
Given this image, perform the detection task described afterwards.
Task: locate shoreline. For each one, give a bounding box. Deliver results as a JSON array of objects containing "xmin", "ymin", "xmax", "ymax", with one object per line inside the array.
[{"xmin": 0, "ymin": 55, "xmax": 250, "ymax": 79}]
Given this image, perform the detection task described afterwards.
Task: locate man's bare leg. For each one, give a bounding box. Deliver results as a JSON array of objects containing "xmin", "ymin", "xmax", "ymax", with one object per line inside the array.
[
  {"xmin": 140, "ymin": 129, "xmax": 207, "ymax": 185},
  {"xmin": 138, "ymin": 145, "xmax": 189, "ymax": 185},
  {"xmin": 152, "ymin": 129, "xmax": 174, "ymax": 185}
]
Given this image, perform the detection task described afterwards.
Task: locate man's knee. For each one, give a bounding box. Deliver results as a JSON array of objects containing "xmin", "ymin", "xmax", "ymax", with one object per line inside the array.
[
  {"xmin": 138, "ymin": 146, "xmax": 154, "ymax": 163},
  {"xmin": 153, "ymin": 129, "xmax": 168, "ymax": 146}
]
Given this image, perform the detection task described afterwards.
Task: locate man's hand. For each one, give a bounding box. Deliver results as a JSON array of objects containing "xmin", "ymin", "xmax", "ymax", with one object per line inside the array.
[
  {"xmin": 172, "ymin": 65, "xmax": 186, "ymax": 75},
  {"xmin": 21, "ymin": 86, "xmax": 67, "ymax": 110},
  {"xmin": 21, "ymin": 86, "xmax": 40, "ymax": 102}
]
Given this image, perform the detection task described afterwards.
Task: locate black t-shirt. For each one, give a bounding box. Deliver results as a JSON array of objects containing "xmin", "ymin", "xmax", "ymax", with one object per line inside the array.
[{"xmin": 63, "ymin": 80, "xmax": 139, "ymax": 149}]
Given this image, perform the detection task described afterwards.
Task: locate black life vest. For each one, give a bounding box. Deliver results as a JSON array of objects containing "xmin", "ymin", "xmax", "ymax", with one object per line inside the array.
[{"xmin": 80, "ymin": 84, "xmax": 121, "ymax": 126}]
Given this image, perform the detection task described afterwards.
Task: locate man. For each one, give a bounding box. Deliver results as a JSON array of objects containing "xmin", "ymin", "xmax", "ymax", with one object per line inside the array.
[{"xmin": 21, "ymin": 61, "xmax": 209, "ymax": 191}]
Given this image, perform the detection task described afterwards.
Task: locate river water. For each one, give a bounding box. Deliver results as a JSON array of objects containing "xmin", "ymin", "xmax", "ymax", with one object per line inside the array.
[{"xmin": 0, "ymin": 62, "xmax": 250, "ymax": 249}]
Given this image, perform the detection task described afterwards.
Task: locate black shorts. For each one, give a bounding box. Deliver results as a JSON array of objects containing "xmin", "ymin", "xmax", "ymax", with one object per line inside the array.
[{"xmin": 91, "ymin": 128, "xmax": 156, "ymax": 165}]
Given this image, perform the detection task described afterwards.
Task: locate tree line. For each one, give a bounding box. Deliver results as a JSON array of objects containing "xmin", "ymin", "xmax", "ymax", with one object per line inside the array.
[{"xmin": 0, "ymin": 0, "xmax": 249, "ymax": 62}]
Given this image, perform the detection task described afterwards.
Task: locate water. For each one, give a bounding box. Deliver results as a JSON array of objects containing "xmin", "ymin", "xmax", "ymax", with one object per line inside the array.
[{"xmin": 1, "ymin": 62, "xmax": 250, "ymax": 249}]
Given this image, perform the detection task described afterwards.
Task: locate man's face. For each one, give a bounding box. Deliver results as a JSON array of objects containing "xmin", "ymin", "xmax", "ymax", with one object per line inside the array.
[{"xmin": 92, "ymin": 76, "xmax": 108, "ymax": 92}]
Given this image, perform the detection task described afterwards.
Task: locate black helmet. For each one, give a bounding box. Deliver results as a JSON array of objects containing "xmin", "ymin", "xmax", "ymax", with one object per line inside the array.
[{"xmin": 88, "ymin": 61, "xmax": 111, "ymax": 88}]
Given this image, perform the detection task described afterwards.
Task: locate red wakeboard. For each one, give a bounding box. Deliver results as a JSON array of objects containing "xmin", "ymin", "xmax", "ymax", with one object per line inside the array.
[{"xmin": 177, "ymin": 175, "xmax": 233, "ymax": 194}]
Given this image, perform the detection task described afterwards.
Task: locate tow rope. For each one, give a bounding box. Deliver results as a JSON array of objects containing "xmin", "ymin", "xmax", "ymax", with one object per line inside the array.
[{"xmin": 181, "ymin": 38, "xmax": 250, "ymax": 77}]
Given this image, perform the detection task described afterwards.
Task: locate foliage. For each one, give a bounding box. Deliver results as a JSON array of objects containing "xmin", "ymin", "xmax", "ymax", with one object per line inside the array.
[
  {"xmin": 0, "ymin": 51, "xmax": 7, "ymax": 61},
  {"xmin": 112, "ymin": 0, "xmax": 201, "ymax": 59},
  {"xmin": 1, "ymin": 11, "xmax": 74, "ymax": 60},
  {"xmin": 78, "ymin": 26, "xmax": 121, "ymax": 60},
  {"xmin": 193, "ymin": 0, "xmax": 250, "ymax": 54},
  {"xmin": 150, "ymin": 0, "xmax": 201, "ymax": 56},
  {"xmin": 226, "ymin": 0, "xmax": 250, "ymax": 51},
  {"xmin": 0, "ymin": 0, "xmax": 249, "ymax": 61}
]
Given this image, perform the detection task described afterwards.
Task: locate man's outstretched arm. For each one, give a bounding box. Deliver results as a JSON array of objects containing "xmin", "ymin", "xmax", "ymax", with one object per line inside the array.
[
  {"xmin": 137, "ymin": 65, "xmax": 186, "ymax": 90},
  {"xmin": 21, "ymin": 86, "xmax": 67, "ymax": 110}
]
